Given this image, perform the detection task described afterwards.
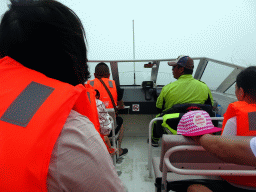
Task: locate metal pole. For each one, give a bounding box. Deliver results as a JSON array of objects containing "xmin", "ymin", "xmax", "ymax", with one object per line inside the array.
[
  {"xmin": 148, "ymin": 117, "xmax": 163, "ymax": 178},
  {"xmin": 133, "ymin": 20, "xmax": 136, "ymax": 85}
]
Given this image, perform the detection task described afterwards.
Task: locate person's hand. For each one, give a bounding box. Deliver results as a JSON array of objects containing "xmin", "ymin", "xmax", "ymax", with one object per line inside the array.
[
  {"xmin": 117, "ymin": 100, "xmax": 125, "ymax": 110},
  {"xmin": 188, "ymin": 135, "xmax": 203, "ymax": 145},
  {"xmin": 117, "ymin": 105, "xmax": 125, "ymax": 110},
  {"xmin": 188, "ymin": 134, "xmax": 212, "ymax": 145}
]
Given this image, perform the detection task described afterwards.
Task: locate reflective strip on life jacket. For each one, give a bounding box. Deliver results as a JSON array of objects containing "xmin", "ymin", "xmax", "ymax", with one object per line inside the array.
[
  {"xmin": 161, "ymin": 113, "xmax": 179, "ymax": 135},
  {"xmin": 89, "ymin": 79, "xmax": 114, "ymax": 88},
  {"xmin": 248, "ymin": 111, "xmax": 256, "ymax": 131},
  {"xmin": 0, "ymin": 81, "xmax": 54, "ymax": 127},
  {"xmin": 89, "ymin": 81, "xmax": 94, "ymax": 87}
]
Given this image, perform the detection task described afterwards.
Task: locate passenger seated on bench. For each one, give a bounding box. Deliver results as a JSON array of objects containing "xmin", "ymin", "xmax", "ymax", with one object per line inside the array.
[
  {"xmin": 151, "ymin": 55, "xmax": 214, "ymax": 147},
  {"xmin": 221, "ymin": 66, "xmax": 256, "ymax": 136},
  {"xmin": 0, "ymin": 1, "xmax": 126, "ymax": 191},
  {"xmin": 87, "ymin": 63, "xmax": 128, "ymax": 156},
  {"xmin": 176, "ymin": 111, "xmax": 256, "ymax": 191},
  {"xmin": 215, "ymin": 66, "xmax": 256, "ymax": 190},
  {"xmin": 95, "ymin": 89, "xmax": 117, "ymax": 156}
]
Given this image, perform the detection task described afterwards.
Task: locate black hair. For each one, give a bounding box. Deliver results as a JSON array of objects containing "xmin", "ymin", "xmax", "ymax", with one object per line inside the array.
[
  {"xmin": 0, "ymin": 0, "xmax": 90, "ymax": 86},
  {"xmin": 236, "ymin": 66, "xmax": 256, "ymax": 99},
  {"xmin": 177, "ymin": 65, "xmax": 193, "ymax": 75},
  {"xmin": 95, "ymin": 62, "xmax": 110, "ymax": 78},
  {"xmin": 95, "ymin": 89, "xmax": 100, "ymax": 99}
]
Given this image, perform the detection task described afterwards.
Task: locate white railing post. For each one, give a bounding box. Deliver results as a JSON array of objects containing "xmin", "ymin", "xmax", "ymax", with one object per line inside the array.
[{"xmin": 148, "ymin": 117, "xmax": 163, "ymax": 178}]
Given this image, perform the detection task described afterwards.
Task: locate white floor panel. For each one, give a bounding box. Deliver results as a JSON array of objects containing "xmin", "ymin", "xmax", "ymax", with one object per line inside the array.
[{"xmin": 117, "ymin": 136, "xmax": 161, "ymax": 192}]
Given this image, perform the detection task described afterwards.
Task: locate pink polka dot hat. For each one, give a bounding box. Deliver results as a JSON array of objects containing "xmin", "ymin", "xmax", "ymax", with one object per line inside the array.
[{"xmin": 177, "ymin": 110, "xmax": 222, "ymax": 136}]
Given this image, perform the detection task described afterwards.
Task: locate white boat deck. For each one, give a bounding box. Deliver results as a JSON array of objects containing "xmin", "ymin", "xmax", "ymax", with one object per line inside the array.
[{"xmin": 117, "ymin": 136, "xmax": 161, "ymax": 192}]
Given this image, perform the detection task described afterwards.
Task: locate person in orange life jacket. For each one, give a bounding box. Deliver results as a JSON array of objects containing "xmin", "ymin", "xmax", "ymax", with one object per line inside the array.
[
  {"xmin": 186, "ymin": 67, "xmax": 256, "ymax": 192},
  {"xmin": 221, "ymin": 66, "xmax": 256, "ymax": 136},
  {"xmin": 87, "ymin": 62, "xmax": 128, "ymax": 157},
  {"xmin": 0, "ymin": 0, "xmax": 126, "ymax": 192},
  {"xmin": 95, "ymin": 89, "xmax": 117, "ymax": 156}
]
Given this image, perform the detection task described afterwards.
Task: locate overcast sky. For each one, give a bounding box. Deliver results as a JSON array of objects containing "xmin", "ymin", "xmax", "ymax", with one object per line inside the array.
[
  {"xmin": 62, "ymin": 0, "xmax": 256, "ymax": 67},
  {"xmin": 2, "ymin": 0, "xmax": 255, "ymax": 65},
  {"xmin": 1, "ymin": 0, "xmax": 256, "ymax": 87}
]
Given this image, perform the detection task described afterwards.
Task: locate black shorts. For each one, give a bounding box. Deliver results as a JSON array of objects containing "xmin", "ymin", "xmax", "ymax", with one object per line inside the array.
[
  {"xmin": 203, "ymin": 180, "xmax": 256, "ymax": 192},
  {"xmin": 108, "ymin": 116, "xmax": 123, "ymax": 137},
  {"xmin": 168, "ymin": 179, "xmax": 256, "ymax": 192}
]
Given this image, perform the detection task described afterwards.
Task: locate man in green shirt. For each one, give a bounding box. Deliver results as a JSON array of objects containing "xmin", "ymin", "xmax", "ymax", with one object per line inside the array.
[{"xmin": 151, "ymin": 55, "xmax": 214, "ymax": 146}]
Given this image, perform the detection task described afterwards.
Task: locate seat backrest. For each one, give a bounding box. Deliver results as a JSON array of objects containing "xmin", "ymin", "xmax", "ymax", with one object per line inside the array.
[
  {"xmin": 157, "ymin": 104, "xmax": 217, "ymax": 135},
  {"xmin": 161, "ymin": 144, "xmax": 256, "ymax": 192},
  {"xmin": 106, "ymin": 108, "xmax": 117, "ymax": 128},
  {"xmin": 161, "ymin": 103, "xmax": 214, "ymax": 117},
  {"xmin": 159, "ymin": 135, "xmax": 225, "ymax": 172}
]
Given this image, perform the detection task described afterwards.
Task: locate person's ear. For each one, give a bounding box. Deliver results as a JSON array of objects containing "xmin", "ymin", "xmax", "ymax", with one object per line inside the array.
[
  {"xmin": 240, "ymin": 87, "xmax": 246, "ymax": 100},
  {"xmin": 236, "ymin": 86, "xmax": 245, "ymax": 101},
  {"xmin": 179, "ymin": 67, "xmax": 184, "ymax": 74}
]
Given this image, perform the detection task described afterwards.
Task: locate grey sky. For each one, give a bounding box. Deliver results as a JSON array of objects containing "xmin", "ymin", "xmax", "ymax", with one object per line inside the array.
[
  {"xmin": 0, "ymin": 0, "xmax": 255, "ymax": 87},
  {"xmin": 62, "ymin": 0, "xmax": 256, "ymax": 67},
  {"xmin": 2, "ymin": 0, "xmax": 255, "ymax": 65}
]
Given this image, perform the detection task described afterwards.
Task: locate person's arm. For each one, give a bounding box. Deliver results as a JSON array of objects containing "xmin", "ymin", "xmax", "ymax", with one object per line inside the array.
[
  {"xmin": 221, "ymin": 116, "xmax": 237, "ymax": 136},
  {"xmin": 208, "ymin": 88, "xmax": 214, "ymax": 106},
  {"xmin": 117, "ymin": 100, "xmax": 125, "ymax": 110},
  {"xmin": 117, "ymin": 87, "xmax": 124, "ymax": 101},
  {"xmin": 116, "ymin": 87, "xmax": 125, "ymax": 110},
  {"xmin": 203, "ymin": 85, "xmax": 214, "ymax": 106},
  {"xmin": 195, "ymin": 134, "xmax": 256, "ymax": 167},
  {"xmin": 156, "ymin": 87, "xmax": 165, "ymax": 112}
]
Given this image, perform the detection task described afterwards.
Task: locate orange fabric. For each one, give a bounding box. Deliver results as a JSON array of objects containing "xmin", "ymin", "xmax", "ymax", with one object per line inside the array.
[
  {"xmin": 0, "ymin": 56, "xmax": 107, "ymax": 191},
  {"xmin": 221, "ymin": 101, "xmax": 256, "ymax": 188},
  {"xmin": 222, "ymin": 101, "xmax": 256, "ymax": 136},
  {"xmin": 81, "ymin": 84, "xmax": 113, "ymax": 154},
  {"xmin": 87, "ymin": 78, "xmax": 117, "ymax": 109}
]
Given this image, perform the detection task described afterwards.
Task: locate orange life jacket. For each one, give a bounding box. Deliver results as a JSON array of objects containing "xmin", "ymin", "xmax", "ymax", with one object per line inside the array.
[
  {"xmin": 78, "ymin": 84, "xmax": 113, "ymax": 151},
  {"xmin": 84, "ymin": 84, "xmax": 115, "ymax": 154},
  {"xmin": 87, "ymin": 78, "xmax": 117, "ymax": 109},
  {"xmin": 0, "ymin": 56, "xmax": 108, "ymax": 191},
  {"xmin": 221, "ymin": 101, "xmax": 256, "ymax": 188}
]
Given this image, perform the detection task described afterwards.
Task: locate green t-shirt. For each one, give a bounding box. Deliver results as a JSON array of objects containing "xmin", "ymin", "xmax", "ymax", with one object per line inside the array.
[{"xmin": 156, "ymin": 74, "xmax": 214, "ymax": 112}]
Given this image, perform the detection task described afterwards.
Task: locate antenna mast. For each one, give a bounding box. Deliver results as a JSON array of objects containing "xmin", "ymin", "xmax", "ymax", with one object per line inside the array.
[{"xmin": 133, "ymin": 20, "xmax": 136, "ymax": 85}]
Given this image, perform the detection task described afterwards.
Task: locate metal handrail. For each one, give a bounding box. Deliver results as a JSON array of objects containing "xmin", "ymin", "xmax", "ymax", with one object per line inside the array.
[
  {"xmin": 108, "ymin": 115, "xmax": 117, "ymax": 166},
  {"xmin": 88, "ymin": 57, "xmax": 243, "ymax": 69},
  {"xmin": 148, "ymin": 116, "xmax": 224, "ymax": 178},
  {"xmin": 148, "ymin": 117, "xmax": 163, "ymax": 178},
  {"xmin": 162, "ymin": 145, "xmax": 256, "ymax": 192}
]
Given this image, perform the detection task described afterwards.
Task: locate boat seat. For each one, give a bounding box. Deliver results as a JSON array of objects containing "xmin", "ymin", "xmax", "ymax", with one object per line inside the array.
[
  {"xmin": 148, "ymin": 116, "xmax": 223, "ymax": 180},
  {"xmin": 106, "ymin": 108, "xmax": 117, "ymax": 128},
  {"xmin": 152, "ymin": 134, "xmax": 222, "ymax": 192},
  {"xmin": 106, "ymin": 108, "xmax": 120, "ymax": 164},
  {"xmin": 152, "ymin": 157, "xmax": 219, "ymax": 191},
  {"xmin": 162, "ymin": 142, "xmax": 256, "ymax": 192}
]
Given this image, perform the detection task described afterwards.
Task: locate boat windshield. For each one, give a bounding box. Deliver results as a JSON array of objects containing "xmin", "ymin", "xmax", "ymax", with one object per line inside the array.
[{"xmin": 87, "ymin": 57, "xmax": 243, "ymax": 95}]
